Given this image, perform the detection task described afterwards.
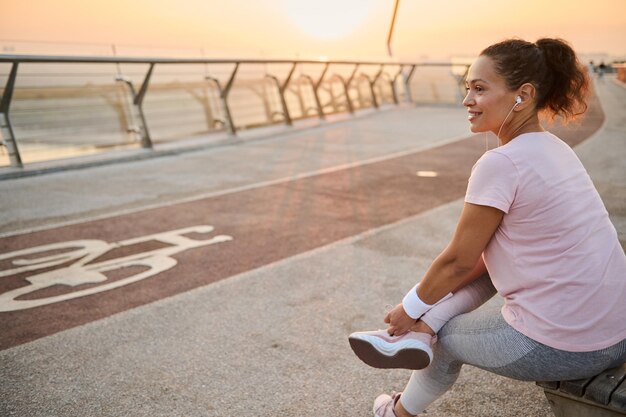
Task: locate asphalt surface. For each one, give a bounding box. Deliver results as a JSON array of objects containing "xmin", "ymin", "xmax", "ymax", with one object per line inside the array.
[{"xmin": 0, "ymin": 77, "xmax": 623, "ymax": 417}]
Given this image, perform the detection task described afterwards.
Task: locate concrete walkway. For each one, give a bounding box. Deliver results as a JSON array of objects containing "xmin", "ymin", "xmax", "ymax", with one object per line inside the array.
[
  {"xmin": 0, "ymin": 77, "xmax": 624, "ymax": 417},
  {"xmin": 0, "ymin": 104, "xmax": 471, "ymax": 235}
]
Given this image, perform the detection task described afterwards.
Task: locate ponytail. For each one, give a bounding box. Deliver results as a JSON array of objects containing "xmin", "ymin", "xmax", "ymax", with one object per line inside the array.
[
  {"xmin": 481, "ymin": 38, "xmax": 589, "ymax": 121},
  {"xmin": 535, "ymin": 38, "xmax": 588, "ymax": 120}
]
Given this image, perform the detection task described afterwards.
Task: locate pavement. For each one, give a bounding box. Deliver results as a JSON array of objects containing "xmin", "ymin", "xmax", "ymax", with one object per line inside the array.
[{"xmin": 0, "ymin": 76, "xmax": 624, "ymax": 417}]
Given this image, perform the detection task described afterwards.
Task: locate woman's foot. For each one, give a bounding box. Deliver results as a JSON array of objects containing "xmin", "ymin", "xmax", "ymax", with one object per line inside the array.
[
  {"xmin": 373, "ymin": 391, "xmax": 401, "ymax": 417},
  {"xmin": 373, "ymin": 392, "xmax": 416, "ymax": 417},
  {"xmin": 348, "ymin": 330, "xmax": 434, "ymax": 370}
]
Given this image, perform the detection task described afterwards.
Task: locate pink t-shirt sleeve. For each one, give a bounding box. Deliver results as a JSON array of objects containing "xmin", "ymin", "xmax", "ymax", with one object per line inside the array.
[{"xmin": 465, "ymin": 151, "xmax": 519, "ymax": 213}]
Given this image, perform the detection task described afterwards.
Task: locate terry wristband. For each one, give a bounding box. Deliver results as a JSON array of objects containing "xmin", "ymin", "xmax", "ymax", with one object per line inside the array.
[{"xmin": 402, "ymin": 283, "xmax": 453, "ymax": 320}]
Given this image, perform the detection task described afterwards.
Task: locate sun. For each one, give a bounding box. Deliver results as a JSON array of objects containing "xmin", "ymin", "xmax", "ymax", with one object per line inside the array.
[{"xmin": 283, "ymin": 0, "xmax": 377, "ymax": 40}]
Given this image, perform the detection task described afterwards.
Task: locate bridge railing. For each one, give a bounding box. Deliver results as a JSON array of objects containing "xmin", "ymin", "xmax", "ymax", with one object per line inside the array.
[
  {"xmin": 0, "ymin": 55, "xmax": 470, "ymax": 169},
  {"xmin": 613, "ymin": 63, "xmax": 626, "ymax": 84}
]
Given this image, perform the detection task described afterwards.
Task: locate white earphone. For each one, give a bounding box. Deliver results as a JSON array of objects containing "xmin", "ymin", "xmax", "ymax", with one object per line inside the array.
[
  {"xmin": 494, "ymin": 96, "xmax": 523, "ymax": 143},
  {"xmin": 487, "ymin": 95, "xmax": 524, "ymax": 151}
]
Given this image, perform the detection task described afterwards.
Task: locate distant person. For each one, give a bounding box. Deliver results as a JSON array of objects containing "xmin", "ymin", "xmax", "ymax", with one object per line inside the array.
[
  {"xmin": 348, "ymin": 38, "xmax": 626, "ymax": 417},
  {"xmin": 598, "ymin": 61, "xmax": 607, "ymax": 81},
  {"xmin": 588, "ymin": 60, "xmax": 596, "ymax": 75}
]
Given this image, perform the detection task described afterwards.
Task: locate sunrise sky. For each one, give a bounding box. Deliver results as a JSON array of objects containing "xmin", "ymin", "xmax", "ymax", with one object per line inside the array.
[{"xmin": 1, "ymin": 0, "xmax": 624, "ymax": 61}]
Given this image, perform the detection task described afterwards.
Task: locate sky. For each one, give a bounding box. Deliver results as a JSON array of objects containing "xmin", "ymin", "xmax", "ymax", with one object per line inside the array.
[{"xmin": 0, "ymin": 0, "xmax": 625, "ymax": 61}]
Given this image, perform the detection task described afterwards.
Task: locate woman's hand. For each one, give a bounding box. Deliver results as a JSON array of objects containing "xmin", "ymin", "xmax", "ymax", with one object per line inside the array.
[{"xmin": 384, "ymin": 303, "xmax": 417, "ymax": 336}]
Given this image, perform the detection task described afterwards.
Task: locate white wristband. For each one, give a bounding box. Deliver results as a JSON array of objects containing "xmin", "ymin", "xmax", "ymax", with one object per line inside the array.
[
  {"xmin": 402, "ymin": 283, "xmax": 453, "ymax": 320},
  {"xmin": 402, "ymin": 284, "xmax": 432, "ymax": 319}
]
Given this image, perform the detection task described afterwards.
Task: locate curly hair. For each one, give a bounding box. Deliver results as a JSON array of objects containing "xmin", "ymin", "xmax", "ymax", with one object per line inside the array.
[{"xmin": 480, "ymin": 38, "xmax": 589, "ymax": 121}]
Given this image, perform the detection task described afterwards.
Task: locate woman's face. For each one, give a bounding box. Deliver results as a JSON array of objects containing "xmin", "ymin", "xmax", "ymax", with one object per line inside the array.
[{"xmin": 463, "ymin": 55, "xmax": 518, "ymax": 134}]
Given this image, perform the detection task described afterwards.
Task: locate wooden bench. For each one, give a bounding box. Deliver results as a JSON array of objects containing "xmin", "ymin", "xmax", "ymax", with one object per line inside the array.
[{"xmin": 537, "ymin": 363, "xmax": 626, "ymax": 416}]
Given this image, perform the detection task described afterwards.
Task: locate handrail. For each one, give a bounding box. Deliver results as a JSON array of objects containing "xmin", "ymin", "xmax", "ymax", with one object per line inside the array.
[
  {"xmin": 0, "ymin": 53, "xmax": 470, "ymax": 169},
  {"xmin": 0, "ymin": 54, "xmax": 455, "ymax": 67},
  {"xmin": 613, "ymin": 63, "xmax": 626, "ymax": 83}
]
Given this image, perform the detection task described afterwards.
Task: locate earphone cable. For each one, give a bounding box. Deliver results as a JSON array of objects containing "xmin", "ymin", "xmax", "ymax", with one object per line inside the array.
[{"xmin": 496, "ymin": 102, "xmax": 518, "ymax": 142}]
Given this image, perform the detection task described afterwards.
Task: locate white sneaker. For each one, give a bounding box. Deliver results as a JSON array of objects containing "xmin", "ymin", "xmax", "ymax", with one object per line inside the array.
[{"xmin": 349, "ymin": 329, "xmax": 433, "ymax": 370}]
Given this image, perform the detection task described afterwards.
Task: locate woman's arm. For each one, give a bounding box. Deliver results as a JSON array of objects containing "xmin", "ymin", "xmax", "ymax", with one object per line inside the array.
[
  {"xmin": 417, "ymin": 202, "xmax": 503, "ymax": 302},
  {"xmin": 385, "ymin": 202, "xmax": 504, "ymax": 335}
]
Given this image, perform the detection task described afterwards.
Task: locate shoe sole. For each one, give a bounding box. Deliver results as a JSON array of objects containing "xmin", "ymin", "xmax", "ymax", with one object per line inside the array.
[{"xmin": 348, "ymin": 336, "xmax": 431, "ymax": 370}]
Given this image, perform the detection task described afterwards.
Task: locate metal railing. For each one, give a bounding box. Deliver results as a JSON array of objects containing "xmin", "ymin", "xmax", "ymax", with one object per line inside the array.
[
  {"xmin": 613, "ymin": 63, "xmax": 626, "ymax": 84},
  {"xmin": 0, "ymin": 54, "xmax": 470, "ymax": 169}
]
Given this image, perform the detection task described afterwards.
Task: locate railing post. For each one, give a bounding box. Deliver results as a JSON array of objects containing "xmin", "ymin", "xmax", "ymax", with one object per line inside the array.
[
  {"xmin": 0, "ymin": 62, "xmax": 23, "ymax": 168},
  {"xmin": 280, "ymin": 62, "xmax": 297, "ymax": 124},
  {"xmin": 134, "ymin": 63, "xmax": 154, "ymax": 148},
  {"xmin": 116, "ymin": 63, "xmax": 154, "ymax": 148},
  {"xmin": 404, "ymin": 64, "xmax": 417, "ymax": 103},
  {"xmin": 345, "ymin": 64, "xmax": 360, "ymax": 111},
  {"xmin": 369, "ymin": 65, "xmax": 384, "ymax": 109},
  {"xmin": 312, "ymin": 62, "xmax": 330, "ymax": 119},
  {"xmin": 391, "ymin": 65, "xmax": 404, "ymax": 105},
  {"xmin": 221, "ymin": 63, "xmax": 239, "ymax": 135}
]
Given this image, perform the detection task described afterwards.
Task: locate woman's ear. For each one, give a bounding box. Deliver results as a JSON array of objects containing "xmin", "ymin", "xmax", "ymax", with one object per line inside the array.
[{"xmin": 516, "ymin": 83, "xmax": 536, "ymax": 109}]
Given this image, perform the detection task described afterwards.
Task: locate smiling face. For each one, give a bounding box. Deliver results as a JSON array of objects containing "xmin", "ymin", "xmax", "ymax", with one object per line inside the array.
[{"xmin": 463, "ymin": 56, "xmax": 518, "ymax": 135}]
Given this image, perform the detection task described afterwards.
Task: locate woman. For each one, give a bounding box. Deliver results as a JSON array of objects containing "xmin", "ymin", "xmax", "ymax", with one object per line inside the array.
[{"xmin": 348, "ymin": 38, "xmax": 626, "ymax": 417}]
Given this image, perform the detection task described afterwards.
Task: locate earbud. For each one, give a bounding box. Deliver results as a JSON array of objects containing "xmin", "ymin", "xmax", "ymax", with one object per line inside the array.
[{"xmin": 515, "ymin": 96, "xmax": 522, "ymax": 104}]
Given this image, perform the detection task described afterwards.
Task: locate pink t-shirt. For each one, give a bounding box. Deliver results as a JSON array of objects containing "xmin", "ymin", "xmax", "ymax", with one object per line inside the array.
[{"xmin": 465, "ymin": 131, "xmax": 626, "ymax": 352}]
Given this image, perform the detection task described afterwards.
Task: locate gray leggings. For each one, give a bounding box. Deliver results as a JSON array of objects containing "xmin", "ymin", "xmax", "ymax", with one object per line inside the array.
[{"xmin": 400, "ymin": 277, "xmax": 626, "ymax": 414}]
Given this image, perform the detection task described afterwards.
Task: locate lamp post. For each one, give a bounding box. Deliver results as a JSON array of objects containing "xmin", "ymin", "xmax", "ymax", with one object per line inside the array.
[{"xmin": 387, "ymin": 0, "xmax": 400, "ymax": 56}]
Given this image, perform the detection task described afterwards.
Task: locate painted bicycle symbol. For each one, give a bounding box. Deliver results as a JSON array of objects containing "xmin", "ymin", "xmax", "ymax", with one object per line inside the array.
[{"xmin": 0, "ymin": 225, "xmax": 232, "ymax": 312}]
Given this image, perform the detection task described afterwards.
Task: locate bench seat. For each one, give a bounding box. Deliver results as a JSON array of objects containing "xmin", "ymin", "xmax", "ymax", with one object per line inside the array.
[{"xmin": 537, "ymin": 363, "xmax": 626, "ymax": 416}]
